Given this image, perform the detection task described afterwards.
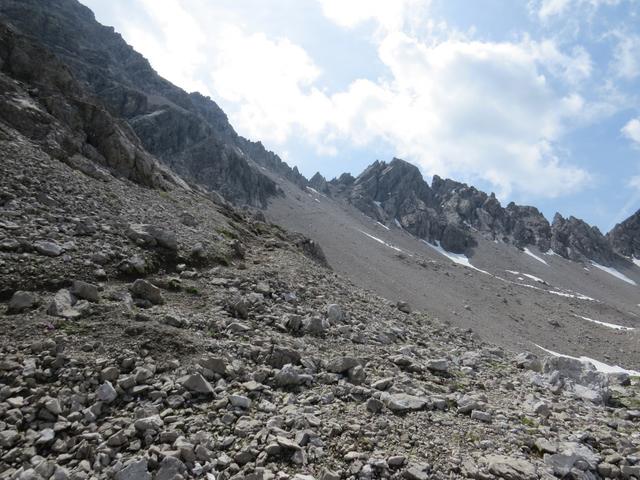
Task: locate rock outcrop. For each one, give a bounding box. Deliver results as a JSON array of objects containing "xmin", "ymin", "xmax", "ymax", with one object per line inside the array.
[
  {"xmin": 551, "ymin": 213, "xmax": 615, "ymax": 264},
  {"xmin": 608, "ymin": 208, "xmax": 640, "ymax": 259},
  {"xmin": 0, "ymin": 22, "xmax": 182, "ymax": 190}
]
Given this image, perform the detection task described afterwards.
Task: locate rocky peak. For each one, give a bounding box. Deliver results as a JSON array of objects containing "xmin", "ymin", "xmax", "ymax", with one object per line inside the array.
[
  {"xmin": 607, "ymin": 209, "xmax": 640, "ymax": 259},
  {"xmin": 551, "ymin": 213, "xmax": 615, "ymax": 264},
  {"xmin": 336, "ymin": 159, "xmax": 632, "ymax": 263},
  {"xmin": 309, "ymin": 172, "xmax": 330, "ymax": 195}
]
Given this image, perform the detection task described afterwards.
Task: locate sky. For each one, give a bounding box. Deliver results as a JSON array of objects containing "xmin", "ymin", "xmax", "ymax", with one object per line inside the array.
[{"xmin": 81, "ymin": 0, "xmax": 640, "ymax": 231}]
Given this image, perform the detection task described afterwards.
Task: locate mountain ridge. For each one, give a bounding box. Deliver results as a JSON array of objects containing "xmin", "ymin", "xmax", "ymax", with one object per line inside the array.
[
  {"xmin": 1, "ymin": 0, "xmax": 637, "ymax": 267},
  {"xmin": 316, "ymin": 158, "xmax": 638, "ymax": 266}
]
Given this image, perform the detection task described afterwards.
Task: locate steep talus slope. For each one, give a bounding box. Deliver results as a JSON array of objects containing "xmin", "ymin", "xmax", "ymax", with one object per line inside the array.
[
  {"xmin": 265, "ymin": 167, "xmax": 640, "ymax": 371},
  {"xmin": 2, "ymin": 103, "xmax": 640, "ymax": 480},
  {"xmin": 0, "ymin": 0, "xmax": 307, "ymax": 206}
]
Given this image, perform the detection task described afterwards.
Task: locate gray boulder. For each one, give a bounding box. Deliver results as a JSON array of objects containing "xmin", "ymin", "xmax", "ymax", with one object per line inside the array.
[
  {"xmin": 542, "ymin": 356, "xmax": 609, "ymax": 404},
  {"xmin": 33, "ymin": 240, "xmax": 63, "ymax": 257},
  {"xmin": 7, "ymin": 291, "xmax": 39, "ymax": 314},
  {"xmin": 130, "ymin": 279, "xmax": 164, "ymax": 305},
  {"xmin": 47, "ymin": 289, "xmax": 79, "ymax": 318},
  {"xmin": 179, "ymin": 374, "xmax": 214, "ymax": 395},
  {"xmin": 381, "ymin": 393, "xmax": 429, "ymax": 413},
  {"xmin": 71, "ymin": 280, "xmax": 100, "ymax": 302},
  {"xmin": 115, "ymin": 458, "xmax": 151, "ymax": 480}
]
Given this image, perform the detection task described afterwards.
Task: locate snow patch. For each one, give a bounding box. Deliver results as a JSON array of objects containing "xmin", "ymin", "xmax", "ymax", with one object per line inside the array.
[
  {"xmin": 10, "ymin": 96, "xmax": 43, "ymax": 112},
  {"xmin": 422, "ymin": 240, "xmax": 490, "ymax": 275},
  {"xmin": 359, "ymin": 230, "xmax": 402, "ymax": 252},
  {"xmin": 523, "ymin": 248, "xmax": 548, "ymax": 265},
  {"xmin": 544, "ymin": 249, "xmax": 560, "ymax": 256},
  {"xmin": 535, "ymin": 344, "xmax": 640, "ymax": 376},
  {"xmin": 376, "ymin": 221, "xmax": 390, "ymax": 231},
  {"xmin": 306, "ymin": 186, "xmax": 319, "ymax": 194},
  {"xmin": 506, "ymin": 270, "xmax": 545, "ymax": 284},
  {"xmin": 548, "ymin": 290, "xmax": 595, "ymax": 301},
  {"xmin": 394, "ymin": 218, "xmax": 402, "ymax": 228},
  {"xmin": 633, "ymin": 257, "xmax": 640, "ymax": 268},
  {"xmin": 591, "ymin": 262, "xmax": 637, "ymax": 286},
  {"xmin": 373, "ymin": 201, "xmax": 382, "ymax": 207},
  {"xmin": 573, "ymin": 314, "xmax": 634, "ymax": 331}
]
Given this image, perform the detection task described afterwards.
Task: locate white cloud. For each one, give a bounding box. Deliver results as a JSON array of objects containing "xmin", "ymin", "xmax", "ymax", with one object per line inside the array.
[
  {"xmin": 317, "ymin": 0, "xmax": 430, "ymax": 33},
  {"xmin": 209, "ymin": 26, "xmax": 330, "ymax": 144},
  {"xmin": 205, "ymin": 25, "xmax": 594, "ymax": 198},
  {"xmin": 534, "ymin": 0, "xmax": 620, "ymax": 19},
  {"xmin": 622, "ymin": 118, "xmax": 640, "ymax": 146},
  {"xmin": 120, "ymin": 0, "xmax": 213, "ymax": 95},
  {"xmin": 538, "ymin": 0, "xmax": 572, "ymax": 19},
  {"xmin": 611, "ymin": 34, "xmax": 640, "ymax": 80},
  {"xmin": 629, "ymin": 175, "xmax": 640, "ymax": 189},
  {"xmin": 325, "ymin": 34, "xmax": 592, "ymax": 198}
]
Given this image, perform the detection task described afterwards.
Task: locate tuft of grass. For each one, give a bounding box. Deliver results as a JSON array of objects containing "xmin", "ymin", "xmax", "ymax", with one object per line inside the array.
[
  {"xmin": 217, "ymin": 228, "xmax": 238, "ymax": 240},
  {"xmin": 185, "ymin": 286, "xmax": 201, "ymax": 296},
  {"xmin": 520, "ymin": 416, "xmax": 537, "ymax": 428}
]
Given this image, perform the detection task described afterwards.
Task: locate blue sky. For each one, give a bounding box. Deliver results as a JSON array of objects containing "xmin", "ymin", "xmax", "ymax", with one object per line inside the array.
[{"xmin": 81, "ymin": 0, "xmax": 640, "ymax": 231}]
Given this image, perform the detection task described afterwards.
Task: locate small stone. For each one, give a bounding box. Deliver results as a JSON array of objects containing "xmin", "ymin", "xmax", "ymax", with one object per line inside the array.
[
  {"xmin": 0, "ymin": 430, "xmax": 19, "ymax": 448},
  {"xmin": 327, "ymin": 304, "xmax": 344, "ymax": 323},
  {"xmin": 229, "ymin": 395, "xmax": 251, "ymax": 409},
  {"xmin": 96, "ymin": 381, "xmax": 117, "ymax": 403},
  {"xmin": 70, "ymin": 280, "xmax": 100, "ymax": 302},
  {"xmin": 34, "ymin": 240, "xmax": 63, "ymax": 257},
  {"xmin": 397, "ymin": 301, "xmax": 412, "ymax": 314},
  {"xmin": 327, "ymin": 356, "xmax": 360, "ymax": 374},
  {"xmin": 426, "ymin": 358, "xmax": 449, "ymax": 373},
  {"xmin": 7, "ymin": 291, "xmax": 39, "ymax": 314},
  {"xmin": 101, "ymin": 366, "xmax": 120, "ymax": 382},
  {"xmin": 199, "ymin": 356, "xmax": 227, "ymax": 375},
  {"xmin": 114, "ymin": 458, "xmax": 151, "ymax": 480},
  {"xmin": 155, "ymin": 457, "xmax": 187, "ymax": 480},
  {"xmin": 130, "ymin": 279, "xmax": 164, "ymax": 305},
  {"xmin": 366, "ymin": 397, "xmax": 384, "ymax": 413},
  {"xmin": 403, "ymin": 463, "xmax": 430, "ymax": 480},
  {"xmin": 134, "ymin": 415, "xmax": 164, "ymax": 432},
  {"xmin": 179, "ymin": 374, "xmax": 215, "ymax": 394},
  {"xmin": 470, "ymin": 410, "xmax": 492, "ymax": 423},
  {"xmin": 381, "ymin": 393, "xmax": 429, "ymax": 413},
  {"xmin": 36, "ymin": 428, "xmax": 55, "ymax": 446},
  {"xmin": 44, "ymin": 398, "xmax": 62, "ymax": 416},
  {"xmin": 487, "ymin": 455, "xmax": 537, "ymax": 480}
]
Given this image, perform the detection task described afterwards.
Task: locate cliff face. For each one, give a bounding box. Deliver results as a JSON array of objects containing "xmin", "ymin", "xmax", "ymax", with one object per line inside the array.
[
  {"xmin": 0, "ymin": 21, "xmax": 182, "ymax": 190},
  {"xmin": 0, "ymin": 0, "xmax": 306, "ymax": 206}
]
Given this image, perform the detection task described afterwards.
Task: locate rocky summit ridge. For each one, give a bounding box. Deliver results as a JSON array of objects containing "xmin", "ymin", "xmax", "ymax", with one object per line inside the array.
[
  {"xmin": 0, "ymin": 0, "xmax": 638, "ymax": 269},
  {"xmin": 312, "ymin": 158, "xmax": 636, "ymax": 266},
  {"xmin": 0, "ymin": 2, "xmax": 639, "ymax": 480}
]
